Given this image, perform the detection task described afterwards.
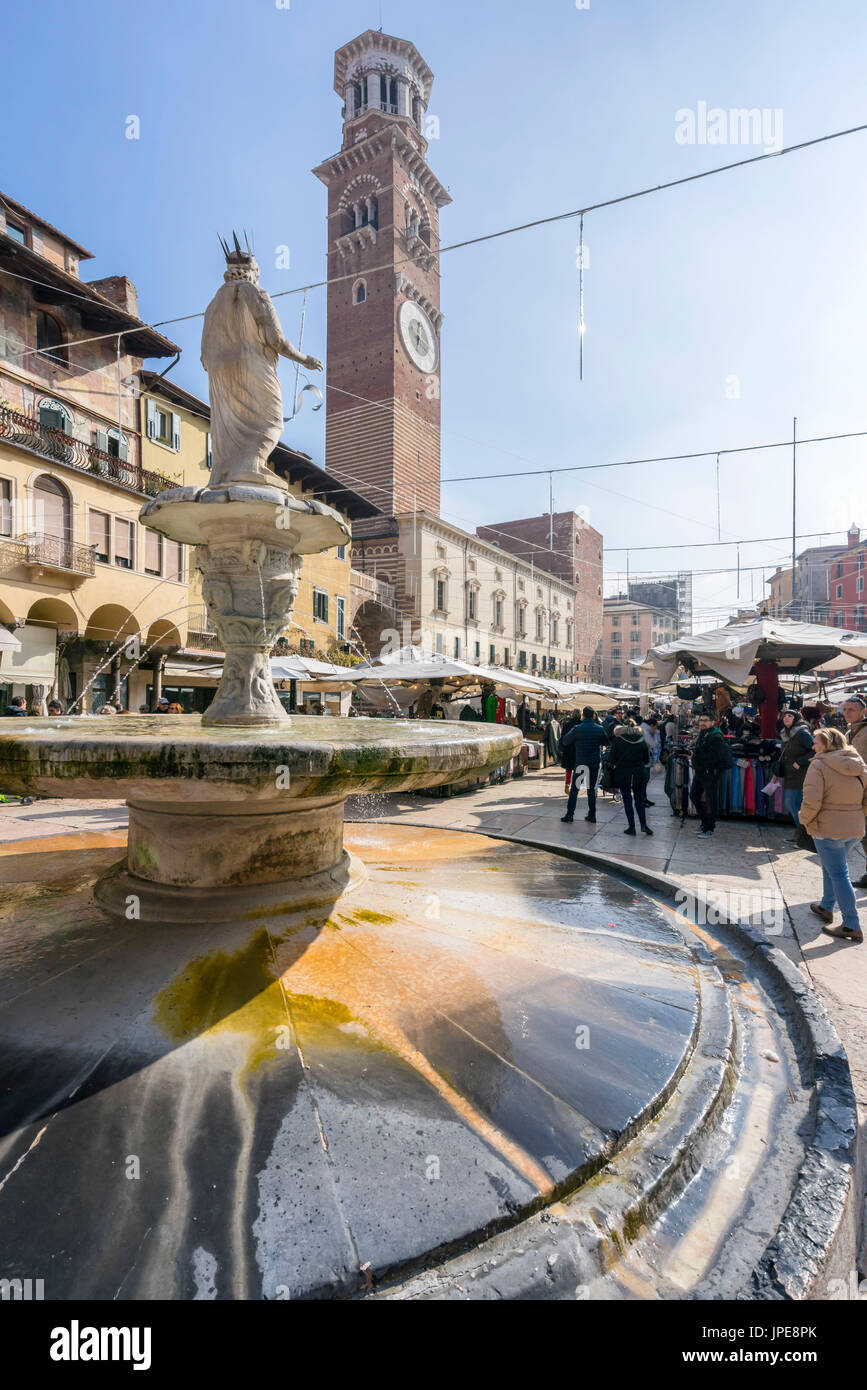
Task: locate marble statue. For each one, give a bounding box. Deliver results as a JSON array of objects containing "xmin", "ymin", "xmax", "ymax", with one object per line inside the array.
[
  {"xmin": 201, "ymin": 235, "xmax": 322, "ymax": 488},
  {"xmin": 139, "ymin": 235, "xmax": 349, "ymax": 727}
]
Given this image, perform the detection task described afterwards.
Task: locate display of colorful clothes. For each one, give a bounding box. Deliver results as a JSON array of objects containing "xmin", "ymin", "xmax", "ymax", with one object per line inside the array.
[{"xmin": 666, "ymin": 749, "xmax": 786, "ymax": 820}]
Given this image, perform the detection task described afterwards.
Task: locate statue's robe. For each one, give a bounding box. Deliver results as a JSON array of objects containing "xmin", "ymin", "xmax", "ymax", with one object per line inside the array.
[{"xmin": 201, "ymin": 280, "xmax": 287, "ymax": 486}]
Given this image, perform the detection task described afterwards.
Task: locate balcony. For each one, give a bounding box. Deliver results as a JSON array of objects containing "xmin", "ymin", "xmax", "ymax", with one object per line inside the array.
[
  {"xmin": 21, "ymin": 532, "xmax": 95, "ymax": 578},
  {"xmin": 0, "ymin": 404, "xmax": 177, "ymax": 498},
  {"xmin": 184, "ymin": 629, "xmax": 224, "ymax": 654}
]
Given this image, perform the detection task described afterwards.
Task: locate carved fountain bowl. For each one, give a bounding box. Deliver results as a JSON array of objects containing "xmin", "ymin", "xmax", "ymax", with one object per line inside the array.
[
  {"xmin": 0, "ymin": 715, "xmax": 522, "ymax": 805},
  {"xmin": 0, "ymin": 716, "xmax": 523, "ymax": 921}
]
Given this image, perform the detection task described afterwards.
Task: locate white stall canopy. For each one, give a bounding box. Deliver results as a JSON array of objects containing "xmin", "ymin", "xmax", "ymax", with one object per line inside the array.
[
  {"xmin": 642, "ymin": 619, "xmax": 867, "ymax": 688},
  {"xmin": 4, "ymin": 624, "xmax": 56, "ymax": 685}
]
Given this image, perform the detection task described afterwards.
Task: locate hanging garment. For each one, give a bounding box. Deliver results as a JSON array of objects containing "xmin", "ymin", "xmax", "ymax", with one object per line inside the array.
[{"xmin": 744, "ymin": 762, "xmax": 755, "ymax": 815}]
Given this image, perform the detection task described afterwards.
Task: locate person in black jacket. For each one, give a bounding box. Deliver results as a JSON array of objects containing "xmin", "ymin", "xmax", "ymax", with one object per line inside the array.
[
  {"xmin": 606, "ymin": 719, "xmax": 654, "ymax": 836},
  {"xmin": 690, "ymin": 712, "xmax": 729, "ymax": 837},
  {"xmin": 777, "ymin": 710, "xmax": 814, "ymax": 827},
  {"xmin": 561, "ymin": 707, "xmax": 609, "ymax": 824}
]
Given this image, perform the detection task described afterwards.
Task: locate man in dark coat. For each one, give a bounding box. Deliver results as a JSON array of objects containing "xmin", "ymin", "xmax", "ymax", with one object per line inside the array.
[
  {"xmin": 690, "ymin": 712, "xmax": 730, "ymax": 837},
  {"xmin": 561, "ymin": 707, "xmax": 609, "ymax": 823}
]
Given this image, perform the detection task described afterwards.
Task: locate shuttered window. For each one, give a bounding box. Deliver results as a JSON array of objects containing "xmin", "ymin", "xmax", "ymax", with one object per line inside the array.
[
  {"xmin": 166, "ymin": 539, "xmax": 184, "ymax": 581},
  {"xmin": 89, "ymin": 511, "xmax": 110, "ymax": 563},
  {"xmin": 0, "ymin": 479, "xmax": 11, "ymax": 537},
  {"xmin": 115, "ymin": 519, "xmax": 134, "ymax": 569},
  {"xmin": 144, "ymin": 528, "xmax": 162, "ymax": 576}
]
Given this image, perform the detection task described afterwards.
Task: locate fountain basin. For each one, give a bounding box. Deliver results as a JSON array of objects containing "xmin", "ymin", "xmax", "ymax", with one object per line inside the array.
[{"xmin": 0, "ymin": 716, "xmax": 522, "ymax": 923}]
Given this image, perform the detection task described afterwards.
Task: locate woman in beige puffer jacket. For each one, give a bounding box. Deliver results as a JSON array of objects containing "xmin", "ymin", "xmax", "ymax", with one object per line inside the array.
[{"xmin": 799, "ymin": 728, "xmax": 867, "ymax": 942}]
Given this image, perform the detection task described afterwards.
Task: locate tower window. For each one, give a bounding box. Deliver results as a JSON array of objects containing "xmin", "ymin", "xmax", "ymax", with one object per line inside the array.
[
  {"xmin": 380, "ymin": 75, "xmax": 398, "ymax": 113},
  {"xmin": 352, "ymin": 82, "xmax": 365, "ymax": 115},
  {"xmin": 354, "ymin": 280, "xmax": 367, "ymax": 305}
]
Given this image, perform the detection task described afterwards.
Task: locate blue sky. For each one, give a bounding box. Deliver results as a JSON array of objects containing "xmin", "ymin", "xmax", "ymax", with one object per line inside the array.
[{"xmin": 4, "ymin": 0, "xmax": 865, "ymax": 626}]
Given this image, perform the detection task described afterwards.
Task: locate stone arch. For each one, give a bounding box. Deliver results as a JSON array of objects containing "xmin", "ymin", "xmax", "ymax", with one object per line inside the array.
[
  {"xmin": 0, "ymin": 598, "xmax": 16, "ymax": 627},
  {"xmin": 27, "ymin": 597, "xmax": 79, "ymax": 633},
  {"xmin": 351, "ymin": 600, "xmax": 396, "ymax": 661},
  {"xmin": 146, "ymin": 619, "xmax": 182, "ymax": 653},
  {"xmin": 84, "ymin": 604, "xmax": 140, "ymax": 644},
  {"xmin": 338, "ymin": 172, "xmax": 382, "ymax": 214}
]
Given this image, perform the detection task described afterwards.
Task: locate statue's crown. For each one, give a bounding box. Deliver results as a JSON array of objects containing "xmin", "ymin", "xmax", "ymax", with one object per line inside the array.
[{"xmin": 219, "ymin": 231, "xmax": 255, "ymax": 266}]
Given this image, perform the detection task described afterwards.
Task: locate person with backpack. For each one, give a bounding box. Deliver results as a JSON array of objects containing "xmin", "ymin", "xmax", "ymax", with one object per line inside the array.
[
  {"xmin": 690, "ymin": 712, "xmax": 732, "ymax": 838},
  {"xmin": 560, "ymin": 706, "xmax": 609, "ymax": 824},
  {"xmin": 605, "ymin": 718, "xmax": 654, "ymax": 837}
]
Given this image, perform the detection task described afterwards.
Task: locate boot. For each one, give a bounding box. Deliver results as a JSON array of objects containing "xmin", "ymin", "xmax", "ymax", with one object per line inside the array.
[{"xmin": 822, "ymin": 923, "xmax": 863, "ymax": 944}]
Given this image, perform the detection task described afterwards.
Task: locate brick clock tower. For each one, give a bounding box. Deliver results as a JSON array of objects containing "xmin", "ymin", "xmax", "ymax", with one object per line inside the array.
[{"xmin": 314, "ymin": 30, "xmax": 450, "ymax": 547}]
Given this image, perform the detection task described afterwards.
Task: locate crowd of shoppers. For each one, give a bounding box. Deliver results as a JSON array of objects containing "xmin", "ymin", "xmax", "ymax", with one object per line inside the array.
[{"xmin": 554, "ymin": 691, "xmax": 867, "ymax": 945}]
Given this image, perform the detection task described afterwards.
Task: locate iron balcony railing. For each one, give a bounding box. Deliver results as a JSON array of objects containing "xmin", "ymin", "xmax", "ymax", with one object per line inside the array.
[
  {"xmin": 0, "ymin": 404, "xmax": 177, "ymax": 498},
  {"xmin": 23, "ymin": 532, "xmax": 95, "ymax": 576},
  {"xmin": 185, "ymin": 630, "xmax": 224, "ymax": 653}
]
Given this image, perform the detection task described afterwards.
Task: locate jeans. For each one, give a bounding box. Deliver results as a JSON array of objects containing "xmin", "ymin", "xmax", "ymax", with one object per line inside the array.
[
  {"xmin": 618, "ymin": 769, "xmax": 648, "ymax": 830},
  {"xmin": 784, "ymin": 788, "xmax": 803, "ymax": 828},
  {"xmin": 814, "ymin": 837, "xmax": 861, "ymax": 932},
  {"xmin": 690, "ymin": 774, "xmax": 719, "ymax": 832},
  {"xmin": 566, "ymin": 762, "xmax": 599, "ymax": 819}
]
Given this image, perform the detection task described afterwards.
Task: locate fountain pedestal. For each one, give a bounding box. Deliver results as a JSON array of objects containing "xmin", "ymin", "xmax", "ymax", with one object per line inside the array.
[{"xmin": 140, "ymin": 483, "xmax": 344, "ymax": 728}]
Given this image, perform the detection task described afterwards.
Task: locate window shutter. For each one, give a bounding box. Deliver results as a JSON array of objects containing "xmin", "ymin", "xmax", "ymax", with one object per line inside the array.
[
  {"xmin": 118, "ymin": 433, "xmax": 129, "ymax": 462},
  {"xmin": 146, "ymin": 398, "xmax": 156, "ymax": 439},
  {"xmin": 171, "ymin": 413, "xmax": 181, "ymax": 451},
  {"xmin": 96, "ymin": 428, "xmax": 109, "ymax": 453}
]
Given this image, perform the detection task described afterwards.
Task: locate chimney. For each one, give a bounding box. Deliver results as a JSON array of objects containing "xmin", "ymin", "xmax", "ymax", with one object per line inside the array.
[
  {"xmin": 86, "ymin": 275, "xmax": 139, "ymax": 317},
  {"xmin": 848, "ymin": 523, "xmax": 860, "ymax": 548}
]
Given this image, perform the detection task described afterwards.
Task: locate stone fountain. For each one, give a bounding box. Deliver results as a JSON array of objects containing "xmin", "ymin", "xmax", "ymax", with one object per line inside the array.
[
  {"xmin": 0, "ymin": 243, "xmax": 851, "ymax": 1302},
  {"xmin": 0, "ymin": 241, "xmax": 520, "ymax": 927}
]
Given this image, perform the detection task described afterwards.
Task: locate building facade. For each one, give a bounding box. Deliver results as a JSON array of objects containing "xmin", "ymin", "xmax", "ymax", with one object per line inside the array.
[
  {"xmin": 386, "ymin": 512, "xmax": 578, "ymax": 674},
  {"xmin": 603, "ymin": 595, "xmax": 677, "ymax": 691},
  {"xmin": 475, "ymin": 511, "xmax": 604, "ymax": 677},
  {"xmin": 0, "ymin": 192, "xmax": 182, "ymax": 712},
  {"xmin": 788, "ymin": 543, "xmax": 843, "ymax": 623},
  {"xmin": 764, "ymin": 566, "xmax": 793, "ymax": 618},
  {"xmin": 827, "ymin": 525, "xmax": 867, "ymax": 631},
  {"xmin": 628, "ymin": 572, "xmax": 693, "ymax": 637}
]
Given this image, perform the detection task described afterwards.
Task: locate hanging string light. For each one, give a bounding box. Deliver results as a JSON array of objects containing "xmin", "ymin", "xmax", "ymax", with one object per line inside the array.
[
  {"xmin": 578, "ymin": 213, "xmax": 586, "ymax": 381},
  {"xmin": 289, "ymin": 290, "xmax": 308, "ymax": 422}
]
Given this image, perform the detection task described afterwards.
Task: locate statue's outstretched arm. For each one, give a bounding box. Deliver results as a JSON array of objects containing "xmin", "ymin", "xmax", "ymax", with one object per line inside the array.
[{"xmin": 255, "ymin": 289, "xmax": 322, "ymax": 373}]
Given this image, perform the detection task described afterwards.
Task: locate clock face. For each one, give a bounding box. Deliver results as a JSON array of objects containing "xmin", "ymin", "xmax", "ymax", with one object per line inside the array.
[{"xmin": 399, "ymin": 299, "xmax": 438, "ymax": 373}]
